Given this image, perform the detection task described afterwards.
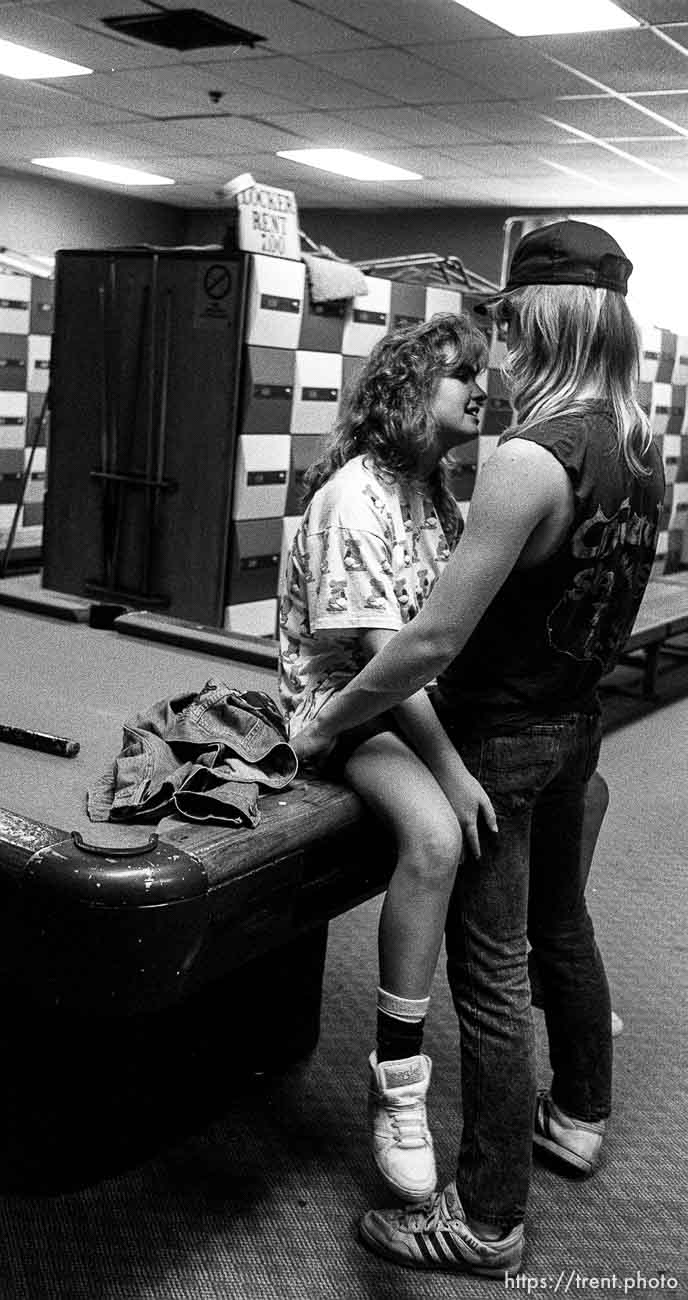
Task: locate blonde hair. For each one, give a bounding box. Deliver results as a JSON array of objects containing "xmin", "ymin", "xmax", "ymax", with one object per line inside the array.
[{"xmin": 500, "ymin": 284, "xmax": 652, "ymax": 476}]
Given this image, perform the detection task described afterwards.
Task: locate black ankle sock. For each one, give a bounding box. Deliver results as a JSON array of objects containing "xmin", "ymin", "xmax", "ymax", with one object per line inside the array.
[{"xmin": 376, "ymin": 1009, "xmax": 425, "ymax": 1063}]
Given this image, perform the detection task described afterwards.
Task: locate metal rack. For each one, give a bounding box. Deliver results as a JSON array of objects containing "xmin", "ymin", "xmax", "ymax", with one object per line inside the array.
[{"xmin": 352, "ymin": 252, "xmax": 499, "ymax": 296}]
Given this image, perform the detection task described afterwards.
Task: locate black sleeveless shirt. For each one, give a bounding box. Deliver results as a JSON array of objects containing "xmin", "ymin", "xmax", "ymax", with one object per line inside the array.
[{"xmin": 435, "ymin": 403, "xmax": 665, "ymax": 733}]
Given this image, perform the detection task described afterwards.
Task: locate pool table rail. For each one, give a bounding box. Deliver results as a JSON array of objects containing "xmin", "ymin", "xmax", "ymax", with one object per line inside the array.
[{"xmin": 0, "ymin": 777, "xmax": 396, "ymax": 1015}]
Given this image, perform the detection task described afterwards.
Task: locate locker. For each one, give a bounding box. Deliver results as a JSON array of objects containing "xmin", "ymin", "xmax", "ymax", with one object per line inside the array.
[
  {"xmin": 227, "ymin": 518, "xmax": 283, "ymax": 606},
  {"xmin": 0, "ymin": 391, "xmax": 27, "ymax": 446},
  {"xmin": 0, "ymin": 473, "xmax": 22, "ymax": 504},
  {"xmin": 232, "ymin": 435, "xmax": 290, "ymax": 520},
  {"xmin": 24, "ymin": 470, "xmax": 46, "ymax": 503},
  {"xmin": 0, "ymin": 334, "xmax": 28, "ymax": 391},
  {"xmin": 245, "ymin": 254, "xmax": 305, "ymax": 349},
  {"xmin": 342, "ymin": 354, "xmax": 367, "ymax": 397},
  {"xmin": 639, "ymin": 327, "xmax": 674, "ymax": 385},
  {"xmin": 481, "ymin": 364, "xmax": 512, "ymax": 439},
  {"xmin": 648, "ymin": 383, "xmax": 673, "ymax": 438},
  {"xmin": 23, "ymin": 501, "xmax": 43, "ymax": 527},
  {"xmin": 0, "ymin": 449, "xmax": 24, "ymax": 474},
  {"xmin": 290, "ymin": 351, "xmax": 342, "ymax": 435},
  {"xmin": 29, "ymin": 277, "xmax": 54, "ymax": 335},
  {"xmin": 487, "ymin": 335, "xmax": 507, "ymax": 370},
  {"xmin": 342, "ymin": 277, "xmax": 391, "ymax": 357},
  {"xmin": 671, "ymin": 337, "xmax": 688, "ymax": 387},
  {"xmin": 43, "ymin": 248, "xmax": 246, "ymax": 625},
  {"xmin": 26, "ymin": 390, "xmax": 48, "ymax": 445},
  {"xmin": 636, "ymin": 381, "xmax": 652, "ymax": 417},
  {"xmin": 27, "ymin": 334, "xmax": 50, "ymax": 393},
  {"xmin": 447, "ymin": 438, "xmax": 478, "ymax": 471},
  {"xmin": 658, "ymin": 330, "xmax": 677, "ymax": 384},
  {"xmin": 666, "ymin": 386, "xmax": 686, "ymax": 437},
  {"xmin": 286, "ymin": 434, "xmax": 326, "ymax": 515},
  {"xmin": 242, "ymin": 345, "xmax": 294, "ymax": 434},
  {"xmin": 425, "ymin": 285, "xmax": 463, "ymax": 320},
  {"xmin": 0, "ymin": 274, "xmax": 30, "ymax": 334},
  {"xmin": 298, "ymin": 293, "xmax": 346, "ymax": 352},
  {"xmin": 668, "ymin": 482, "xmax": 688, "ymax": 531},
  {"xmin": 25, "ymin": 445, "xmax": 46, "ymax": 475},
  {"xmin": 225, "ymin": 599, "xmax": 278, "ymax": 638},
  {"xmin": 448, "ymin": 463, "xmax": 477, "ymax": 501},
  {"xmin": 390, "ymin": 282, "xmax": 426, "ymax": 331},
  {"xmin": 278, "ymin": 515, "xmax": 302, "ymax": 595}
]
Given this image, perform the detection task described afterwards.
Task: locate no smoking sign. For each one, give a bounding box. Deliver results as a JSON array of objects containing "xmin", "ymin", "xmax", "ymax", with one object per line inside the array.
[{"xmin": 195, "ymin": 262, "xmax": 237, "ymax": 328}]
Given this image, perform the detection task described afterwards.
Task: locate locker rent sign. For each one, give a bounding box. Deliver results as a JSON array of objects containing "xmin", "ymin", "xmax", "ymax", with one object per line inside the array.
[{"xmin": 236, "ymin": 184, "xmax": 300, "ymax": 261}]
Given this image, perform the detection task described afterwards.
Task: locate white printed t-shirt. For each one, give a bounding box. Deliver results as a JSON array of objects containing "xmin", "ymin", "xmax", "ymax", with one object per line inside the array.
[{"xmin": 278, "ymin": 454, "xmax": 457, "ymax": 736}]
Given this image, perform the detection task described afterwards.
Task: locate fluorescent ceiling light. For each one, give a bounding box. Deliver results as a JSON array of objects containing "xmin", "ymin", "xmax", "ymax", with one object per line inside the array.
[
  {"xmin": 452, "ymin": 0, "xmax": 639, "ymax": 36},
  {"xmin": 277, "ymin": 149, "xmax": 422, "ymax": 181},
  {"xmin": 0, "ymin": 38, "xmax": 91, "ymax": 78},
  {"xmin": 32, "ymin": 157, "xmax": 175, "ymax": 186}
]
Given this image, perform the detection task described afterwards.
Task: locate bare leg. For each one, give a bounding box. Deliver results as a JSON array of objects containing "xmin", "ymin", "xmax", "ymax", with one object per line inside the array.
[
  {"xmin": 344, "ymin": 730, "xmax": 463, "ymax": 1202},
  {"xmin": 344, "ymin": 729, "xmax": 463, "ymax": 998}
]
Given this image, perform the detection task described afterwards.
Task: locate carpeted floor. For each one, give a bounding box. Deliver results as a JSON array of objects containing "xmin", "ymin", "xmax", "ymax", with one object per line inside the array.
[{"xmin": 0, "ymin": 679, "xmax": 686, "ymax": 1298}]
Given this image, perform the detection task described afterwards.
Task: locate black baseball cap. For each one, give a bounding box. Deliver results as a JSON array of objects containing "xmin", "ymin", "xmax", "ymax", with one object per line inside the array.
[{"xmin": 474, "ymin": 219, "xmax": 633, "ymax": 315}]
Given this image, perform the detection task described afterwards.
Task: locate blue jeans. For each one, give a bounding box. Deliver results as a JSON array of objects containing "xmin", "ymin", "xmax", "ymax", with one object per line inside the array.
[{"xmin": 443, "ymin": 711, "xmax": 611, "ymax": 1230}]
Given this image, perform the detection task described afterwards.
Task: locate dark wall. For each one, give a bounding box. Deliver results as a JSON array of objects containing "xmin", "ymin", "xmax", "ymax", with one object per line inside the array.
[
  {"xmin": 0, "ymin": 169, "xmax": 187, "ymax": 256},
  {"xmin": 298, "ymin": 206, "xmax": 513, "ymax": 285},
  {"xmin": 183, "ymin": 204, "xmax": 516, "ymax": 285}
]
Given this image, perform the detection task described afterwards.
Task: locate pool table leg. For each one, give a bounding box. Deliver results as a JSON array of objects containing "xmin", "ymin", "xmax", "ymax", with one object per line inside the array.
[{"xmin": 0, "ymin": 923, "xmax": 329, "ymax": 1191}]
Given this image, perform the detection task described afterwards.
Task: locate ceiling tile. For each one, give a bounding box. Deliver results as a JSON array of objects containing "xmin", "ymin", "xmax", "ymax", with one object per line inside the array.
[
  {"xmin": 203, "ymin": 53, "xmax": 397, "ymax": 109},
  {"xmin": 257, "ymin": 110, "xmax": 407, "ymax": 151},
  {"xmin": 432, "ymin": 145, "xmax": 560, "ymax": 177},
  {"xmin": 304, "ymin": 47, "xmax": 490, "ymax": 104},
  {"xmin": 116, "ymin": 115, "xmax": 310, "ymax": 155},
  {"xmin": 416, "ymin": 38, "xmax": 584, "ymax": 99},
  {"xmin": 0, "ymin": 123, "xmax": 164, "ymax": 159},
  {"xmin": 291, "ymin": 0, "xmax": 505, "ymax": 44},
  {"xmin": 432, "ymin": 103, "xmax": 568, "ymax": 144},
  {"xmin": 614, "ymin": 136, "xmax": 688, "ymax": 166},
  {"xmin": 622, "ymin": 2, "xmax": 688, "ymax": 18},
  {"xmin": 627, "ymin": 92, "xmax": 688, "ymax": 130},
  {"xmin": 546, "ymin": 96, "xmax": 687, "ymax": 137},
  {"xmin": 51, "ymin": 63, "xmax": 299, "ymax": 118},
  {"xmin": 540, "ymin": 142, "xmax": 685, "ymax": 184},
  {"xmin": 366, "ymin": 148, "xmax": 478, "ymax": 179},
  {"xmin": 0, "ymin": 75, "xmax": 139, "ymax": 122},
  {"xmin": 0, "ymin": 2, "xmax": 178, "ymax": 70},
  {"xmin": 329, "ymin": 105, "xmax": 490, "ymax": 146},
  {"xmin": 186, "ymin": 0, "xmax": 381, "ymax": 54},
  {"xmin": 530, "ymin": 28, "xmax": 688, "ymax": 95},
  {"xmin": 2, "ymin": 0, "xmax": 688, "ymax": 211}
]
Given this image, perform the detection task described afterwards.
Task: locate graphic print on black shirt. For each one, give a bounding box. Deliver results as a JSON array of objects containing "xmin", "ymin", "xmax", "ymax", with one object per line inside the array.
[{"xmin": 548, "ymin": 494, "xmax": 660, "ymax": 672}]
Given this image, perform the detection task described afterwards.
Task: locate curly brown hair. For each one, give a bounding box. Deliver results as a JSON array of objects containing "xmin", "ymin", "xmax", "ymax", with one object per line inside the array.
[{"xmin": 301, "ymin": 312, "xmax": 488, "ymax": 544}]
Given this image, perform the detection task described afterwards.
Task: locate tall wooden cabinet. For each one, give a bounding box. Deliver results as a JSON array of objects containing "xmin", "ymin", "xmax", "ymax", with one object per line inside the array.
[{"xmin": 43, "ymin": 248, "xmax": 246, "ymax": 626}]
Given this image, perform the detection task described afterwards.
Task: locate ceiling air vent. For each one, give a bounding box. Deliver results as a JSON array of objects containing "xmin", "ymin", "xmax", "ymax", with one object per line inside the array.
[{"xmin": 103, "ymin": 8, "xmax": 265, "ymax": 51}]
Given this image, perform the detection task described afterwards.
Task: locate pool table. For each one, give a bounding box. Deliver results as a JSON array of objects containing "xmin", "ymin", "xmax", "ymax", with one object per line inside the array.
[{"xmin": 0, "ymin": 601, "xmax": 394, "ymax": 1024}]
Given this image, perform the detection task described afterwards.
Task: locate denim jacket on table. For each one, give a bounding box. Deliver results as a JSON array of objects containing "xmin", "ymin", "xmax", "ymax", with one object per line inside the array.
[{"xmin": 87, "ymin": 680, "xmax": 297, "ymax": 827}]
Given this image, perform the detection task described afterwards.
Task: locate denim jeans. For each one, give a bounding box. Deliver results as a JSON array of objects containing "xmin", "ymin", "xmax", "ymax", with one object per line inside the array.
[{"xmin": 443, "ymin": 710, "xmax": 611, "ymax": 1230}]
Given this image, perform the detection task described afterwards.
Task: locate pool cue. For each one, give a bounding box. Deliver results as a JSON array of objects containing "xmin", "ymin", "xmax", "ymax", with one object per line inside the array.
[{"xmin": 0, "ymin": 724, "xmax": 80, "ymax": 758}]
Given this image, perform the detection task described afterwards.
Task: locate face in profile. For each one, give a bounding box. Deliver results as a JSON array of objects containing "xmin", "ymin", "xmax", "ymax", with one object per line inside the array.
[{"xmin": 429, "ymin": 371, "xmax": 486, "ymax": 456}]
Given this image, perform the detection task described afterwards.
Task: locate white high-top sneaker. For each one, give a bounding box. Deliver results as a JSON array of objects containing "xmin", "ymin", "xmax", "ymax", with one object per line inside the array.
[{"xmin": 368, "ymin": 1051, "xmax": 437, "ymax": 1202}]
